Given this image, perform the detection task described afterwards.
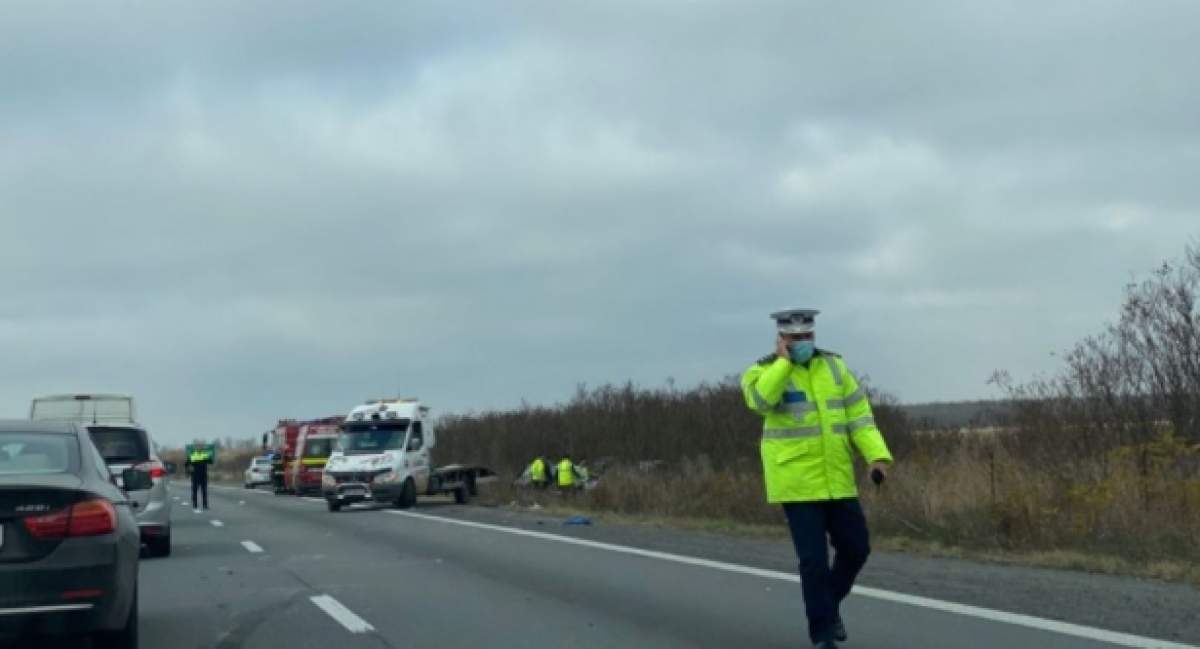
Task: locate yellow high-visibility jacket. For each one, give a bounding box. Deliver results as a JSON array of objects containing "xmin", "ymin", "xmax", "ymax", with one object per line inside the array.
[
  {"xmin": 741, "ymin": 352, "xmax": 892, "ymax": 503},
  {"xmin": 557, "ymin": 459, "xmax": 575, "ymax": 487},
  {"xmin": 530, "ymin": 458, "xmax": 547, "ymax": 482}
]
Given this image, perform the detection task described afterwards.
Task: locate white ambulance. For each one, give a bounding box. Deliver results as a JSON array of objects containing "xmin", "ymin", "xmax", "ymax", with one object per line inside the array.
[{"xmin": 321, "ymin": 398, "xmax": 490, "ymax": 512}]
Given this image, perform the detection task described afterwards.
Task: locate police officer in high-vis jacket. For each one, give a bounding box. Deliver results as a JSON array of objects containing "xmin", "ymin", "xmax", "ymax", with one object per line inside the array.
[
  {"xmin": 186, "ymin": 444, "xmax": 214, "ymax": 512},
  {"xmin": 741, "ymin": 309, "xmax": 893, "ymax": 649}
]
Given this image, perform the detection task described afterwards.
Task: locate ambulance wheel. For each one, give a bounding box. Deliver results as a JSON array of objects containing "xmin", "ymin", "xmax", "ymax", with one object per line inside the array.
[
  {"xmin": 326, "ymin": 499, "xmax": 341, "ymax": 512},
  {"xmin": 394, "ymin": 479, "xmax": 416, "ymax": 509}
]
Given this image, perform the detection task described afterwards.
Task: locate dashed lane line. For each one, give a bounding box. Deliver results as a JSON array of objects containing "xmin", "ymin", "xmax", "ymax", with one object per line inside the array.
[{"xmin": 310, "ymin": 595, "xmax": 375, "ymax": 634}]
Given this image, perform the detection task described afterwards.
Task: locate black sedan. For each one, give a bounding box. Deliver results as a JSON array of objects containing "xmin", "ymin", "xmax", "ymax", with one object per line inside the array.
[{"xmin": 0, "ymin": 420, "xmax": 143, "ymax": 647}]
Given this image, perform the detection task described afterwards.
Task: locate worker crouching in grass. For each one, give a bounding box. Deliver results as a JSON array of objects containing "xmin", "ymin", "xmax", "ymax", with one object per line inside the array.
[
  {"xmin": 741, "ymin": 308, "xmax": 894, "ymax": 649},
  {"xmin": 557, "ymin": 455, "xmax": 577, "ymax": 494},
  {"xmin": 528, "ymin": 456, "xmax": 549, "ymax": 489}
]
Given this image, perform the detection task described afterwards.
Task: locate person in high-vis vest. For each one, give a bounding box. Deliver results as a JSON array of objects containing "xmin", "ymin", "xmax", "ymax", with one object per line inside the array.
[
  {"xmin": 741, "ymin": 308, "xmax": 893, "ymax": 649},
  {"xmin": 185, "ymin": 444, "xmax": 214, "ymax": 512},
  {"xmin": 557, "ymin": 456, "xmax": 576, "ymax": 491},
  {"xmin": 529, "ymin": 456, "xmax": 549, "ymax": 489}
]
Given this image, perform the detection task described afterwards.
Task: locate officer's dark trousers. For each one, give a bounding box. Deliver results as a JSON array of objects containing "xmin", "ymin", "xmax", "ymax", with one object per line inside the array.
[
  {"xmin": 783, "ymin": 498, "xmax": 871, "ymax": 644},
  {"xmin": 191, "ymin": 475, "xmax": 209, "ymax": 509}
]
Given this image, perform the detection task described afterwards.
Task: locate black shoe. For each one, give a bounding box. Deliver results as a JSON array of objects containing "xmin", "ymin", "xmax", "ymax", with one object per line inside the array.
[
  {"xmin": 813, "ymin": 640, "xmax": 839, "ymax": 649},
  {"xmin": 832, "ymin": 616, "xmax": 847, "ymax": 642}
]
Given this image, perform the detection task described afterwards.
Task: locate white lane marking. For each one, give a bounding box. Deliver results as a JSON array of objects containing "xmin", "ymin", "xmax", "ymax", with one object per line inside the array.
[
  {"xmin": 385, "ymin": 510, "xmax": 1197, "ymax": 649},
  {"xmin": 210, "ymin": 520, "xmax": 224, "ymax": 528},
  {"xmin": 241, "ymin": 540, "xmax": 264, "ymax": 554},
  {"xmin": 310, "ymin": 595, "xmax": 375, "ymax": 634}
]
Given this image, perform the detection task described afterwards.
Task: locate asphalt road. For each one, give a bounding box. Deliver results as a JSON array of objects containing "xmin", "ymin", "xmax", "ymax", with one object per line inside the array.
[{"xmin": 51, "ymin": 483, "xmax": 1200, "ymax": 649}]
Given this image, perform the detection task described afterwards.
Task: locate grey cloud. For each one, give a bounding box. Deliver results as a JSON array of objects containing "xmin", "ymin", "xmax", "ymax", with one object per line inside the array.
[{"xmin": 2, "ymin": 1, "xmax": 1198, "ymax": 443}]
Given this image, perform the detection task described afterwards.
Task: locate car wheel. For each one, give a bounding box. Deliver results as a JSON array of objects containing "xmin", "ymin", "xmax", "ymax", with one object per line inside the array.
[
  {"xmin": 327, "ymin": 499, "xmax": 341, "ymax": 512},
  {"xmin": 93, "ymin": 585, "xmax": 137, "ymax": 649},
  {"xmin": 453, "ymin": 485, "xmax": 468, "ymax": 504},
  {"xmin": 147, "ymin": 532, "xmax": 171, "ymax": 558}
]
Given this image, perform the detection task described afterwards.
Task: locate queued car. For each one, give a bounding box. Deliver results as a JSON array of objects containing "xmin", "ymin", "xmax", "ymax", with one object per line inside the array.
[
  {"xmin": 0, "ymin": 419, "xmax": 145, "ymax": 648},
  {"xmin": 243, "ymin": 456, "xmax": 273, "ymax": 489},
  {"xmin": 30, "ymin": 395, "xmax": 172, "ymax": 558}
]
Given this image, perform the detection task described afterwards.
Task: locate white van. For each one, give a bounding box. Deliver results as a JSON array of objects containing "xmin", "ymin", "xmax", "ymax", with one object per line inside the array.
[{"xmin": 321, "ymin": 398, "xmax": 489, "ymax": 512}]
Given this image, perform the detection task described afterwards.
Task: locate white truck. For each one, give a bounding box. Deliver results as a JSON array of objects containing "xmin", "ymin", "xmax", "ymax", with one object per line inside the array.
[{"xmin": 321, "ymin": 398, "xmax": 491, "ymax": 512}]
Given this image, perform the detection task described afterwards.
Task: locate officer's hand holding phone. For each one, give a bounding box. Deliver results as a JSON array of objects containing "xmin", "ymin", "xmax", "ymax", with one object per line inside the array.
[{"xmin": 776, "ymin": 335, "xmax": 790, "ymax": 361}]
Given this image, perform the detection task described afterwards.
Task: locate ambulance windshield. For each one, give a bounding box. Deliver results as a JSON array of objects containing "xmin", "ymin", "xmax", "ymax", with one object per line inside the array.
[{"xmin": 338, "ymin": 421, "xmax": 410, "ymax": 454}]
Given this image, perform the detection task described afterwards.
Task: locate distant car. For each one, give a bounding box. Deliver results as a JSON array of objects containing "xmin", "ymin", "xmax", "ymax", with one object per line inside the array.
[
  {"xmin": 0, "ymin": 419, "xmax": 142, "ymax": 648},
  {"xmin": 30, "ymin": 394, "xmax": 172, "ymax": 558},
  {"xmin": 244, "ymin": 456, "xmax": 273, "ymax": 489}
]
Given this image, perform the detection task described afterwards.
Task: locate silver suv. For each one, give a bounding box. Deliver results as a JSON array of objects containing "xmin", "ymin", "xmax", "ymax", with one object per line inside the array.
[{"xmin": 30, "ymin": 394, "xmax": 173, "ymax": 558}]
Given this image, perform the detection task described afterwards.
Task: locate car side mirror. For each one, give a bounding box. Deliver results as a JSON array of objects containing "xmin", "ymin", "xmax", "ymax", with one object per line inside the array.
[
  {"xmin": 407, "ymin": 438, "xmax": 422, "ymax": 451},
  {"xmin": 121, "ymin": 468, "xmax": 154, "ymax": 492}
]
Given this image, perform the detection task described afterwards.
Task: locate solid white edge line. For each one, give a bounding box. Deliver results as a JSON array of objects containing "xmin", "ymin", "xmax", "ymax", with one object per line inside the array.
[
  {"xmin": 383, "ymin": 509, "xmax": 1197, "ymax": 649},
  {"xmin": 310, "ymin": 594, "xmax": 375, "ymax": 634},
  {"xmin": 210, "ymin": 520, "xmax": 224, "ymax": 528},
  {"xmin": 241, "ymin": 540, "xmax": 264, "ymax": 553}
]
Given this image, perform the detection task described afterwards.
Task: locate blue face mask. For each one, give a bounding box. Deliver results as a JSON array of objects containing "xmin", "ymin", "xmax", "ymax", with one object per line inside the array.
[{"xmin": 788, "ymin": 341, "xmax": 815, "ymax": 363}]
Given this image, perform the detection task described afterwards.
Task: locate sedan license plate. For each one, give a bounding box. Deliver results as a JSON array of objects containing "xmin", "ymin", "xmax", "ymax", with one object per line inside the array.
[{"xmin": 341, "ymin": 486, "xmax": 365, "ymax": 496}]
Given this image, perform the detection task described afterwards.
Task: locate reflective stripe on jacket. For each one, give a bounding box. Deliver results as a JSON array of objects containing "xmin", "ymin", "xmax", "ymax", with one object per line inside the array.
[{"xmin": 741, "ymin": 352, "xmax": 892, "ymax": 503}]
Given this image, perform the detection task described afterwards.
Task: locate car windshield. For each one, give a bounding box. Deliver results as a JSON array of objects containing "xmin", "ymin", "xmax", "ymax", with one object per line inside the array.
[
  {"xmin": 88, "ymin": 427, "xmax": 151, "ymax": 464},
  {"xmin": 0, "ymin": 432, "xmax": 80, "ymax": 476},
  {"xmin": 304, "ymin": 438, "xmax": 336, "ymax": 458},
  {"xmin": 253, "ymin": 457, "xmax": 272, "ymax": 467},
  {"xmin": 338, "ymin": 421, "xmax": 409, "ymax": 454}
]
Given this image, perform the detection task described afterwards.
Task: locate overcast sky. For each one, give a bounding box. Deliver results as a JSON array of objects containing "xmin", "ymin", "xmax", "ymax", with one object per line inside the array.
[{"xmin": 2, "ymin": 1, "xmax": 1198, "ymax": 445}]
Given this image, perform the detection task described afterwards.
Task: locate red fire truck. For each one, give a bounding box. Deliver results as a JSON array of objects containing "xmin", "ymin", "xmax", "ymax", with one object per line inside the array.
[
  {"xmin": 268, "ymin": 416, "xmax": 343, "ymax": 494},
  {"xmin": 285, "ymin": 418, "xmax": 342, "ymax": 495}
]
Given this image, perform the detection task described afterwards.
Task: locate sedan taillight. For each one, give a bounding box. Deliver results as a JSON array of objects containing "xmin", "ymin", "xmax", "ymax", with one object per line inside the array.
[
  {"xmin": 24, "ymin": 499, "xmax": 117, "ymax": 539},
  {"xmin": 136, "ymin": 460, "xmax": 167, "ymax": 480}
]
